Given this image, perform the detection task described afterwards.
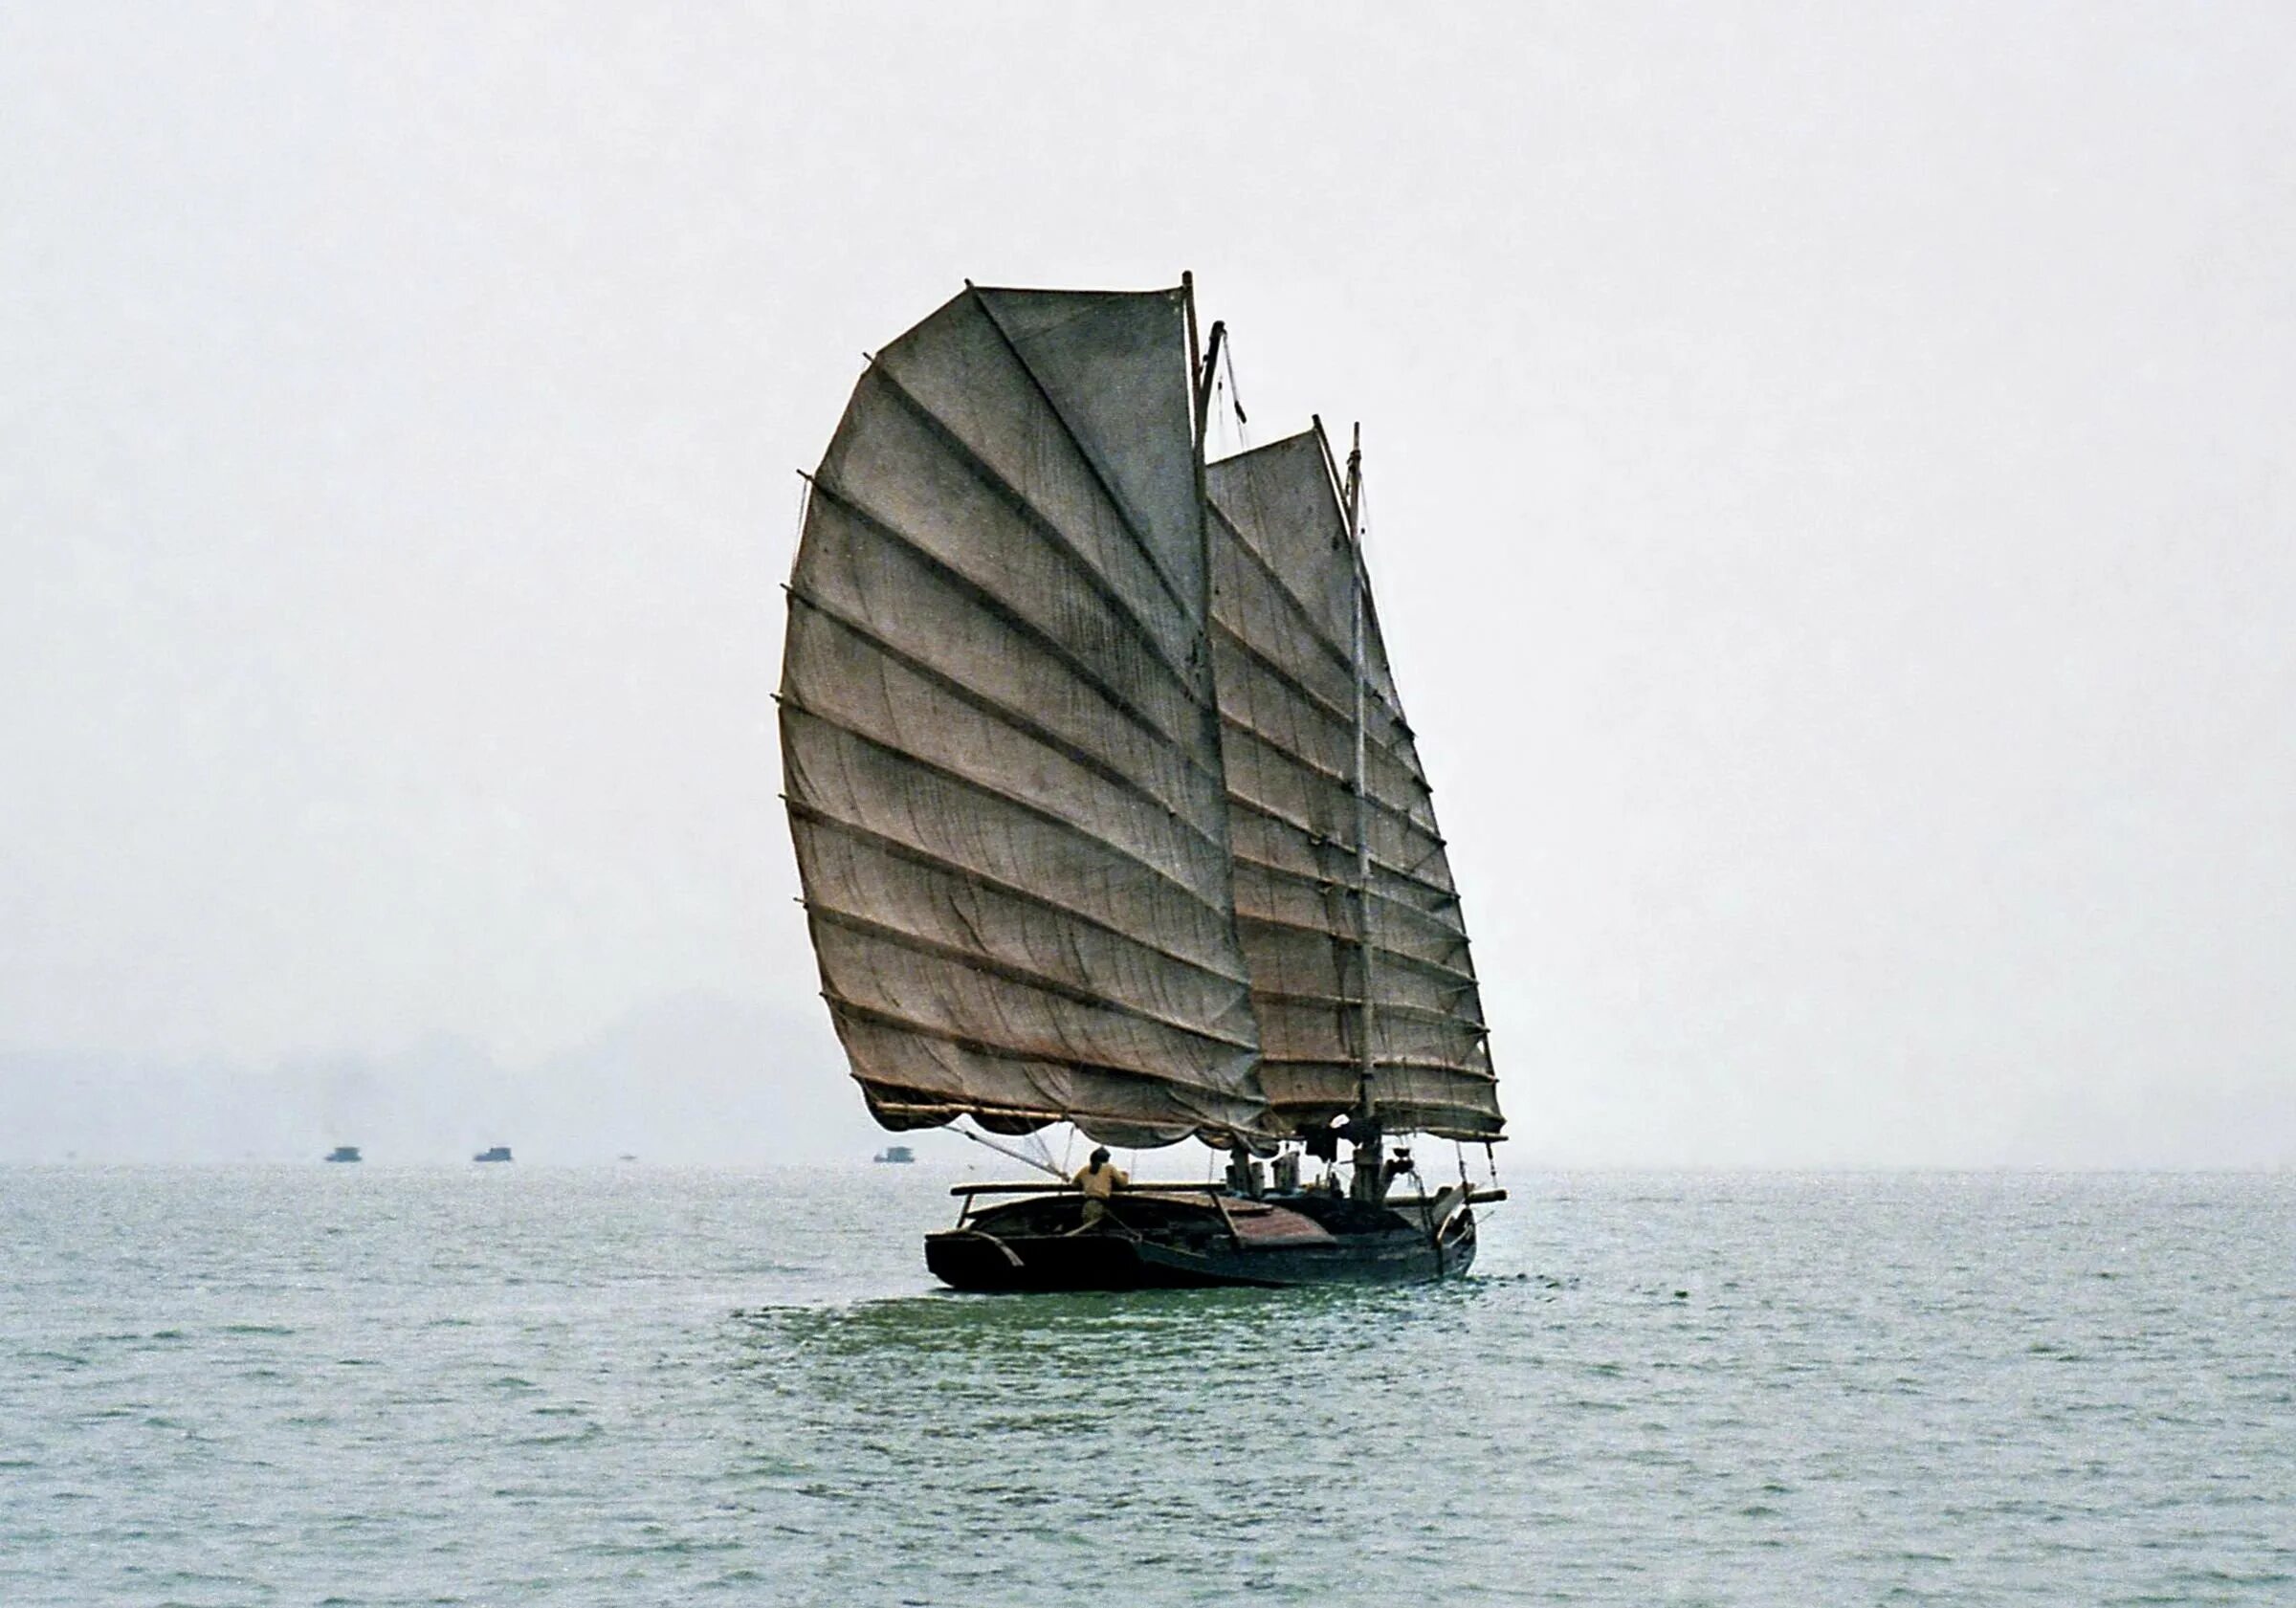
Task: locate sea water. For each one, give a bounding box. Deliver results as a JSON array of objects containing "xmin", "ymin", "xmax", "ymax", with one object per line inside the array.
[{"xmin": 2, "ymin": 1165, "xmax": 2289, "ymax": 1605}]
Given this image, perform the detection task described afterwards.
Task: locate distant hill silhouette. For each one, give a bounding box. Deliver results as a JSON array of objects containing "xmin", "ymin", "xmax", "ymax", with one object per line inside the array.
[{"xmin": 0, "ymin": 991, "xmax": 899, "ymax": 1163}]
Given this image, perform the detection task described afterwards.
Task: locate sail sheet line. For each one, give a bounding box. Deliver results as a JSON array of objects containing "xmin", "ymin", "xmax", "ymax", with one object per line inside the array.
[
  {"xmin": 966, "ymin": 285, "xmax": 1199, "ymax": 627},
  {"xmin": 789, "ymin": 590, "xmax": 1225, "ymax": 841},
  {"xmin": 806, "ymin": 905, "xmax": 1261, "ymax": 1052},
  {"xmin": 862, "ymin": 365, "xmax": 1212, "ymax": 710},
  {"xmin": 825, "ymin": 996, "xmax": 1263, "ymax": 1103},
  {"xmin": 799, "ymin": 476, "xmax": 1220, "ymax": 767},
  {"xmin": 786, "ymin": 803, "xmax": 1253, "ymax": 989},
  {"xmin": 781, "ymin": 704, "xmax": 1237, "ymax": 917}
]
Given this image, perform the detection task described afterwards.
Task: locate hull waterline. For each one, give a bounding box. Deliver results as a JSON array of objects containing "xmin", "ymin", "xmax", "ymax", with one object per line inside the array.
[{"xmin": 926, "ymin": 1189, "xmax": 1483, "ymax": 1292}]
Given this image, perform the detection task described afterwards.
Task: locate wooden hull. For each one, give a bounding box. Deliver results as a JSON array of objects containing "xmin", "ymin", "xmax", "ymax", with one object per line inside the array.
[{"xmin": 926, "ymin": 1190, "xmax": 1478, "ymax": 1292}]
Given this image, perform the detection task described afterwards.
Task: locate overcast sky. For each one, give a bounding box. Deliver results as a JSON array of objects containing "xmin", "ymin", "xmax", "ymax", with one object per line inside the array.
[{"xmin": 3, "ymin": 3, "xmax": 2291, "ymax": 1165}]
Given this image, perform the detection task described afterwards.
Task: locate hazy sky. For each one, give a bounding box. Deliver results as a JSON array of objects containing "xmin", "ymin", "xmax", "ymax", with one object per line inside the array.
[{"xmin": 4, "ymin": 3, "xmax": 2291, "ymax": 1165}]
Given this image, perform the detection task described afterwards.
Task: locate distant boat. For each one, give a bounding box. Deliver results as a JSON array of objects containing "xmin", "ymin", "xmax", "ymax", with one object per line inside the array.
[
  {"xmin": 873, "ymin": 1145, "xmax": 916, "ymax": 1164},
  {"xmin": 616, "ymin": 1153, "xmax": 638, "ymax": 1162},
  {"xmin": 323, "ymin": 1145, "xmax": 363, "ymax": 1164},
  {"xmin": 473, "ymin": 1145, "xmax": 514, "ymax": 1163}
]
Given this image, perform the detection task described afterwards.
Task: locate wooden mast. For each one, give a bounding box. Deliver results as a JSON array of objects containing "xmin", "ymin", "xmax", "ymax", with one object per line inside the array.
[
  {"xmin": 1184, "ymin": 272, "xmax": 1249, "ymax": 1162},
  {"xmin": 1343, "ymin": 423, "xmax": 1376, "ymax": 1124}
]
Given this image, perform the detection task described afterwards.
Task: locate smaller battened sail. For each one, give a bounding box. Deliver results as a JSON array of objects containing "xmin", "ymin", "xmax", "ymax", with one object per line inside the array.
[
  {"xmin": 1207, "ymin": 430, "xmax": 1504, "ymax": 1142},
  {"xmin": 780, "ymin": 285, "xmax": 1272, "ymax": 1149}
]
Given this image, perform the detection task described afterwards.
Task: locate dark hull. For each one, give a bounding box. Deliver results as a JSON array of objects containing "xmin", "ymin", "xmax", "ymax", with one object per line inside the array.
[{"xmin": 927, "ymin": 1191, "xmax": 1478, "ymax": 1292}]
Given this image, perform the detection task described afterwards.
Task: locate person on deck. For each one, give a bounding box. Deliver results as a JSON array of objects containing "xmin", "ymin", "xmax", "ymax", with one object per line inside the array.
[{"xmin": 1068, "ymin": 1147, "xmax": 1128, "ymax": 1232}]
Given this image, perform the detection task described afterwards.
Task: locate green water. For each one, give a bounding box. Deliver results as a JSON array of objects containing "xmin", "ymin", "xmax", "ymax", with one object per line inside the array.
[{"xmin": 3, "ymin": 1165, "xmax": 2290, "ymax": 1603}]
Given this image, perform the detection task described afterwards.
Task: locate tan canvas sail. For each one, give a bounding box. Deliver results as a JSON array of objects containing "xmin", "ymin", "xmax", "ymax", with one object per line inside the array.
[
  {"xmin": 1206, "ymin": 430, "xmax": 1505, "ymax": 1141},
  {"xmin": 780, "ymin": 285, "xmax": 1271, "ymax": 1148}
]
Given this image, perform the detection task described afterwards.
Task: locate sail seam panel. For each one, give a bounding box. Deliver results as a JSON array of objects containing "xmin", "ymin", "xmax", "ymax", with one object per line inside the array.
[
  {"xmin": 1211, "ymin": 626, "xmax": 1435, "ymax": 808},
  {"xmin": 1231, "ymin": 852, "xmax": 1468, "ymax": 929},
  {"xmin": 799, "ymin": 481, "xmax": 1215, "ymax": 769},
  {"xmin": 1257, "ymin": 1054, "xmax": 1497, "ymax": 1083},
  {"xmin": 1221, "ymin": 715, "xmax": 1448, "ymax": 851},
  {"xmin": 857, "ymin": 1094, "xmax": 1244, "ymax": 1145},
  {"xmin": 789, "ymin": 808, "xmax": 1258, "ymax": 987},
  {"xmin": 1209, "ymin": 499, "xmax": 1417, "ymax": 740},
  {"xmin": 1208, "ymin": 560, "xmax": 1427, "ymax": 784},
  {"xmin": 1225, "ymin": 796, "xmax": 1467, "ymax": 913},
  {"xmin": 1233, "ymin": 885, "xmax": 1474, "ymax": 972},
  {"xmin": 1232, "ymin": 901, "xmax": 1475, "ymax": 984},
  {"xmin": 788, "ymin": 592, "xmax": 1226, "ymax": 849},
  {"xmin": 1247, "ymin": 988, "xmax": 1489, "ymax": 1031},
  {"xmin": 781, "ymin": 704, "xmax": 1234, "ymax": 918},
  {"xmin": 806, "ymin": 906, "xmax": 1257, "ymax": 1052},
  {"xmin": 826, "ymin": 996, "xmax": 1259, "ymax": 1103},
  {"xmin": 864, "ymin": 365, "xmax": 1209, "ymax": 707},
  {"xmin": 965, "ymin": 286, "xmax": 1199, "ymax": 627},
  {"xmin": 782, "ymin": 672, "xmax": 1231, "ymax": 909},
  {"xmin": 786, "ymin": 804, "xmax": 1251, "ymax": 988}
]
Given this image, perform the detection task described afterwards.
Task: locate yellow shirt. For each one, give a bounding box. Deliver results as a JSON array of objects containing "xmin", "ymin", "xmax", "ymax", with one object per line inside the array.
[{"xmin": 1073, "ymin": 1161, "xmax": 1128, "ymax": 1200}]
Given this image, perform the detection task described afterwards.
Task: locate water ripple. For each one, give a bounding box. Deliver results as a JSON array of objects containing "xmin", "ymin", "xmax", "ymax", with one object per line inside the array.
[{"xmin": 1, "ymin": 1166, "xmax": 2290, "ymax": 1604}]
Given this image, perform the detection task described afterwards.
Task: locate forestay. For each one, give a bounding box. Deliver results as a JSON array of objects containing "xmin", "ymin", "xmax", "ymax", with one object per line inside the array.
[
  {"xmin": 780, "ymin": 285, "xmax": 1272, "ymax": 1149},
  {"xmin": 1206, "ymin": 430, "xmax": 1505, "ymax": 1141}
]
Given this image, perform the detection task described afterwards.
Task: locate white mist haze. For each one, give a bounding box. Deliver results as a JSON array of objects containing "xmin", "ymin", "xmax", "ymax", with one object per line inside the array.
[{"xmin": 2, "ymin": 4, "xmax": 2291, "ymax": 1166}]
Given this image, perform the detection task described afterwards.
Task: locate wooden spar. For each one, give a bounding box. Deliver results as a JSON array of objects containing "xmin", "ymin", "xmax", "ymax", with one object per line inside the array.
[
  {"xmin": 948, "ymin": 1179, "xmax": 1507, "ymax": 1204},
  {"xmin": 950, "ymin": 1179, "xmax": 1226, "ymax": 1197},
  {"xmin": 1379, "ymin": 1187, "xmax": 1507, "ymax": 1209},
  {"xmin": 1182, "ymin": 272, "xmax": 1260, "ymax": 1156},
  {"xmin": 1345, "ymin": 423, "xmax": 1376, "ymax": 1121}
]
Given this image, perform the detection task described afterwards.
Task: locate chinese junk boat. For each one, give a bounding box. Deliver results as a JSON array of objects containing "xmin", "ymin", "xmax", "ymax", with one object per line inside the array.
[{"xmin": 780, "ymin": 278, "xmax": 1504, "ymax": 1290}]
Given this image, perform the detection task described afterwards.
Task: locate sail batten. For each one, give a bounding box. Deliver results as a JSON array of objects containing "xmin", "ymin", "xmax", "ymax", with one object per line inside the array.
[{"xmin": 784, "ymin": 285, "xmax": 1271, "ymax": 1147}]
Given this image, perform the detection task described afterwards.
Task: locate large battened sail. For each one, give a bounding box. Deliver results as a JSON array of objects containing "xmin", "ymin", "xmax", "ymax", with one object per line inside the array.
[
  {"xmin": 780, "ymin": 285, "xmax": 1271, "ymax": 1149},
  {"xmin": 783, "ymin": 281, "xmax": 1504, "ymax": 1154},
  {"xmin": 1206, "ymin": 430, "xmax": 1504, "ymax": 1141}
]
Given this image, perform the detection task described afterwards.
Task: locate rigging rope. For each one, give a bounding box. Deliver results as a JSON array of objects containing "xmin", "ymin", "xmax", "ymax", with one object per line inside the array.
[
  {"xmin": 955, "ymin": 1121, "xmax": 1065, "ymax": 1178},
  {"xmin": 1221, "ymin": 330, "xmax": 1249, "ymax": 443}
]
